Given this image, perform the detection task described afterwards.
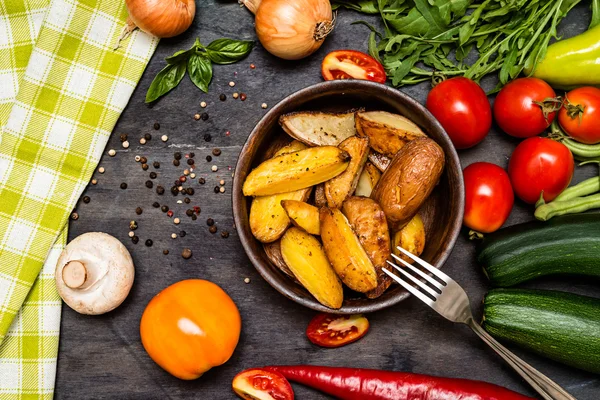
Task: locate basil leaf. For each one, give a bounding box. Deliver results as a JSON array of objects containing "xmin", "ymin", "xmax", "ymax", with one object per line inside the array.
[
  {"xmin": 187, "ymin": 53, "xmax": 212, "ymax": 92},
  {"xmin": 145, "ymin": 62, "xmax": 186, "ymax": 103},
  {"xmin": 166, "ymin": 48, "xmax": 194, "ymax": 65},
  {"xmin": 205, "ymin": 39, "xmax": 254, "ymax": 64}
]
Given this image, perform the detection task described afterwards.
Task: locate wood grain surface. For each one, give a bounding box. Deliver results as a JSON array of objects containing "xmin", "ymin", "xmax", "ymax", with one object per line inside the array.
[{"xmin": 55, "ymin": 2, "xmax": 600, "ymax": 399}]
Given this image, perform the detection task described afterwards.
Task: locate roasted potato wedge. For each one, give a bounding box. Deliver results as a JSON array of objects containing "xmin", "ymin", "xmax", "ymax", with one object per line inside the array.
[
  {"xmin": 342, "ymin": 197, "xmax": 392, "ymax": 299},
  {"xmin": 243, "ymin": 146, "xmax": 351, "ymax": 196},
  {"xmin": 281, "ymin": 227, "xmax": 344, "ymax": 309},
  {"xmin": 368, "ymin": 151, "xmax": 391, "ymax": 172},
  {"xmin": 279, "ymin": 111, "xmax": 357, "ymax": 146},
  {"xmin": 325, "ymin": 136, "xmax": 369, "ymax": 208},
  {"xmin": 314, "ymin": 183, "xmax": 327, "ymax": 208},
  {"xmin": 263, "ymin": 240, "xmax": 296, "ymax": 280},
  {"xmin": 372, "ymin": 138, "xmax": 444, "ymax": 231},
  {"xmin": 281, "ymin": 200, "xmax": 320, "ymax": 235},
  {"xmin": 355, "ymin": 162, "xmax": 381, "ymax": 197},
  {"xmin": 249, "ymin": 141, "xmax": 311, "ymax": 242},
  {"xmin": 320, "ymin": 207, "xmax": 378, "ymax": 293},
  {"xmin": 356, "ymin": 111, "xmax": 427, "ymax": 157},
  {"xmin": 392, "ymin": 214, "xmax": 425, "ymax": 264}
]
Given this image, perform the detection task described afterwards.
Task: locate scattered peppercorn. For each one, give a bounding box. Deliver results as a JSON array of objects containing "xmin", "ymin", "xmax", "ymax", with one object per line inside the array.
[
  {"xmin": 163, "ymin": 249, "xmax": 169, "ymax": 255},
  {"xmin": 184, "ymin": 197, "xmax": 191, "ymax": 204},
  {"xmin": 204, "ymin": 133, "xmax": 212, "ymax": 142},
  {"xmin": 194, "ymin": 113, "xmax": 201, "ymax": 120},
  {"xmin": 132, "ymin": 236, "xmax": 139, "ymax": 244},
  {"xmin": 205, "ymin": 155, "xmax": 212, "ymax": 162},
  {"xmin": 198, "ymin": 178, "xmax": 206, "ymax": 185},
  {"xmin": 161, "ymin": 205, "xmax": 168, "ymax": 212},
  {"xmin": 167, "ymin": 210, "xmax": 174, "ymax": 217},
  {"xmin": 209, "ymin": 226, "xmax": 217, "ymax": 234},
  {"xmin": 173, "ymin": 159, "xmax": 180, "ymax": 166},
  {"xmin": 71, "ymin": 212, "xmax": 79, "ymax": 220},
  {"xmin": 233, "ymin": 92, "xmax": 239, "ymax": 99},
  {"xmin": 149, "ymin": 172, "xmax": 157, "ymax": 179},
  {"xmin": 171, "ymin": 233, "xmax": 177, "ymax": 239},
  {"xmin": 145, "ymin": 239, "xmax": 153, "ymax": 247},
  {"xmin": 153, "ymin": 202, "xmax": 160, "ymax": 208},
  {"xmin": 186, "ymin": 209, "xmax": 194, "ymax": 217},
  {"xmin": 145, "ymin": 180, "xmax": 153, "ymax": 188},
  {"xmin": 191, "ymin": 214, "xmax": 197, "ymax": 221},
  {"xmin": 219, "ymin": 94, "xmax": 226, "ymax": 101},
  {"xmin": 154, "ymin": 122, "xmax": 160, "ymax": 130},
  {"xmin": 120, "ymin": 182, "xmax": 128, "ymax": 189},
  {"xmin": 219, "ymin": 179, "xmax": 225, "ymax": 185},
  {"xmin": 135, "ymin": 155, "xmax": 141, "ymax": 162},
  {"xmin": 135, "ymin": 207, "xmax": 143, "ymax": 215},
  {"xmin": 187, "ymin": 158, "xmax": 194, "ymax": 166},
  {"xmin": 186, "ymin": 188, "xmax": 195, "ymax": 195},
  {"xmin": 212, "ymin": 148, "xmax": 221, "ymax": 156},
  {"xmin": 140, "ymin": 138, "xmax": 146, "ymax": 145},
  {"xmin": 144, "ymin": 133, "xmax": 152, "ymax": 141},
  {"xmin": 174, "ymin": 152, "xmax": 182, "ymax": 160},
  {"xmin": 161, "ymin": 135, "xmax": 168, "ymax": 142},
  {"xmin": 171, "ymin": 186, "xmax": 178, "ymax": 195},
  {"xmin": 250, "ymin": 64, "xmax": 256, "ymax": 69},
  {"xmin": 179, "ymin": 176, "xmax": 186, "ymax": 183},
  {"xmin": 91, "ymin": 179, "xmax": 97, "ymax": 185},
  {"xmin": 180, "ymin": 230, "xmax": 187, "ymax": 237},
  {"xmin": 214, "ymin": 186, "xmax": 220, "ymax": 193},
  {"xmin": 194, "ymin": 206, "xmax": 201, "ymax": 214},
  {"xmin": 98, "ymin": 167, "xmax": 105, "ymax": 173},
  {"xmin": 219, "ymin": 187, "xmax": 225, "ymax": 193},
  {"xmin": 207, "ymin": 218, "xmax": 215, "ymax": 226},
  {"xmin": 182, "ymin": 248, "xmax": 193, "ymax": 259},
  {"xmin": 261, "ymin": 103, "xmax": 268, "ymax": 109},
  {"xmin": 200, "ymin": 101, "xmax": 207, "ymax": 108},
  {"xmin": 183, "ymin": 169, "xmax": 190, "ymax": 176},
  {"xmin": 82, "ymin": 196, "xmax": 90, "ymax": 204},
  {"xmin": 156, "ymin": 185, "xmax": 165, "ymax": 195},
  {"xmin": 221, "ymin": 231, "xmax": 230, "ymax": 238},
  {"xmin": 189, "ymin": 152, "xmax": 195, "ymax": 158},
  {"xmin": 240, "ymin": 93, "xmax": 247, "ymax": 101},
  {"xmin": 140, "ymin": 157, "xmax": 148, "ymax": 163},
  {"xmin": 211, "ymin": 165, "xmax": 218, "ymax": 172},
  {"xmin": 229, "ymin": 81, "xmax": 235, "ymax": 87},
  {"xmin": 201, "ymin": 112, "xmax": 209, "ymax": 121},
  {"xmin": 120, "ymin": 134, "xmax": 128, "ymax": 142},
  {"xmin": 174, "ymin": 217, "xmax": 181, "ymax": 225},
  {"xmin": 122, "ymin": 141, "xmax": 130, "ymax": 149},
  {"xmin": 153, "ymin": 161, "xmax": 160, "ymax": 169},
  {"xmin": 129, "ymin": 220, "xmax": 138, "ymax": 230},
  {"xmin": 108, "ymin": 149, "xmax": 116, "ymax": 157},
  {"xmin": 128, "ymin": 231, "xmax": 135, "ymax": 238},
  {"xmin": 142, "ymin": 163, "xmax": 149, "ymax": 171},
  {"xmin": 244, "ymin": 277, "xmax": 251, "ymax": 283}
]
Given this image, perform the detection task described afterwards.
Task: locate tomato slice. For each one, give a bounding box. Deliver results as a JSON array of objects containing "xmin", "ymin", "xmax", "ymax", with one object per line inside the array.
[
  {"xmin": 232, "ymin": 368, "xmax": 294, "ymax": 400},
  {"xmin": 306, "ymin": 313, "xmax": 369, "ymax": 348},
  {"xmin": 321, "ymin": 50, "xmax": 386, "ymax": 83}
]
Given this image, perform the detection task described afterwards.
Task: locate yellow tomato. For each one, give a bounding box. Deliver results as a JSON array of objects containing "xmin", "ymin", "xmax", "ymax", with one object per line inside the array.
[{"xmin": 140, "ymin": 279, "xmax": 241, "ymax": 380}]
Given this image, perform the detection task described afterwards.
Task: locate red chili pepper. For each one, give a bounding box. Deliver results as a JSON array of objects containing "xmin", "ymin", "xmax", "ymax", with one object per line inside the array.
[{"xmin": 265, "ymin": 365, "xmax": 533, "ymax": 400}]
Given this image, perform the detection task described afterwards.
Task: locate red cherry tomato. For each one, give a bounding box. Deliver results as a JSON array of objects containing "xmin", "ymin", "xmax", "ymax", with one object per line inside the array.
[
  {"xmin": 463, "ymin": 162, "xmax": 514, "ymax": 233},
  {"xmin": 306, "ymin": 313, "xmax": 369, "ymax": 348},
  {"xmin": 232, "ymin": 368, "xmax": 294, "ymax": 400},
  {"xmin": 508, "ymin": 137, "xmax": 574, "ymax": 204},
  {"xmin": 494, "ymin": 77, "xmax": 558, "ymax": 138},
  {"xmin": 558, "ymin": 87, "xmax": 600, "ymax": 144},
  {"xmin": 426, "ymin": 77, "xmax": 492, "ymax": 149},
  {"xmin": 321, "ymin": 50, "xmax": 386, "ymax": 83}
]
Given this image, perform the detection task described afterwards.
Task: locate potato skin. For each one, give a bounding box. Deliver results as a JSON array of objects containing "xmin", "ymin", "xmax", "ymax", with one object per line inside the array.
[
  {"xmin": 263, "ymin": 240, "xmax": 297, "ymax": 281},
  {"xmin": 342, "ymin": 197, "xmax": 392, "ymax": 299},
  {"xmin": 325, "ymin": 136, "xmax": 369, "ymax": 208},
  {"xmin": 356, "ymin": 111, "xmax": 426, "ymax": 158},
  {"xmin": 371, "ymin": 138, "xmax": 445, "ymax": 231},
  {"xmin": 314, "ymin": 183, "xmax": 327, "ymax": 208}
]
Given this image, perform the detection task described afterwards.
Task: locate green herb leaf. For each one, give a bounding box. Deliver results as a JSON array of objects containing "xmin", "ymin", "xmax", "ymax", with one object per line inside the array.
[
  {"xmin": 591, "ymin": 0, "xmax": 599, "ymax": 29},
  {"xmin": 332, "ymin": 0, "xmax": 379, "ymax": 14},
  {"xmin": 145, "ymin": 62, "xmax": 187, "ymax": 103},
  {"xmin": 166, "ymin": 48, "xmax": 194, "ymax": 65},
  {"xmin": 205, "ymin": 39, "xmax": 254, "ymax": 64},
  {"xmin": 187, "ymin": 53, "xmax": 213, "ymax": 92}
]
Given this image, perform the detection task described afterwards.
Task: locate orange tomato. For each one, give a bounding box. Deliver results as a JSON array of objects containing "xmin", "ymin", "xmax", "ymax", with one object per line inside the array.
[{"xmin": 140, "ymin": 279, "xmax": 241, "ymax": 380}]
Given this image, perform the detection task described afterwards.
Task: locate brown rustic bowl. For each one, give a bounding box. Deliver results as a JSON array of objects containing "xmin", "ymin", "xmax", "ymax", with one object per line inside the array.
[{"xmin": 232, "ymin": 80, "xmax": 464, "ymax": 314}]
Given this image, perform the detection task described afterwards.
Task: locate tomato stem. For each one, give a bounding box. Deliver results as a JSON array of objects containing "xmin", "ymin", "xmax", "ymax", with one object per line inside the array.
[
  {"xmin": 563, "ymin": 94, "xmax": 586, "ymax": 124},
  {"xmin": 469, "ymin": 230, "xmax": 484, "ymax": 240},
  {"xmin": 532, "ymin": 96, "xmax": 563, "ymax": 124}
]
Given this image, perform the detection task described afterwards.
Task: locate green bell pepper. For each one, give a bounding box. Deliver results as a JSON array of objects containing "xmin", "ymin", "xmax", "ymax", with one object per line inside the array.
[{"xmin": 527, "ymin": 25, "xmax": 600, "ymax": 89}]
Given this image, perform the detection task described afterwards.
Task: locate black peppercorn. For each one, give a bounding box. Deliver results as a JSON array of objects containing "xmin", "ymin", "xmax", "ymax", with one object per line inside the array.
[
  {"xmin": 191, "ymin": 214, "xmax": 197, "ymax": 221},
  {"xmin": 153, "ymin": 122, "xmax": 160, "ymax": 130},
  {"xmin": 153, "ymin": 161, "xmax": 160, "ymax": 169},
  {"xmin": 214, "ymin": 186, "xmax": 220, "ymax": 193},
  {"xmin": 135, "ymin": 207, "xmax": 143, "ymax": 215},
  {"xmin": 206, "ymin": 155, "xmax": 212, "ymax": 162},
  {"xmin": 119, "ymin": 133, "xmax": 128, "ymax": 142},
  {"xmin": 212, "ymin": 148, "xmax": 221, "ymax": 156},
  {"xmin": 144, "ymin": 133, "xmax": 152, "ymax": 141},
  {"xmin": 182, "ymin": 248, "xmax": 192, "ymax": 259},
  {"xmin": 209, "ymin": 226, "xmax": 217, "ymax": 234},
  {"xmin": 198, "ymin": 178, "xmax": 206, "ymax": 185},
  {"xmin": 140, "ymin": 156, "xmax": 147, "ymax": 164},
  {"xmin": 219, "ymin": 94, "xmax": 226, "ymax": 101},
  {"xmin": 156, "ymin": 185, "xmax": 165, "ymax": 195},
  {"xmin": 201, "ymin": 112, "xmax": 208, "ymax": 121},
  {"xmin": 141, "ymin": 163, "xmax": 149, "ymax": 170},
  {"xmin": 180, "ymin": 230, "xmax": 187, "ymax": 237},
  {"xmin": 152, "ymin": 202, "xmax": 160, "ymax": 208},
  {"xmin": 173, "ymin": 159, "xmax": 180, "ymax": 166},
  {"xmin": 82, "ymin": 196, "xmax": 90, "ymax": 204},
  {"xmin": 221, "ymin": 231, "xmax": 229, "ymax": 238},
  {"xmin": 204, "ymin": 133, "xmax": 211, "ymax": 142},
  {"xmin": 186, "ymin": 188, "xmax": 195, "ymax": 195},
  {"xmin": 145, "ymin": 180, "xmax": 153, "ymax": 188},
  {"xmin": 186, "ymin": 159, "xmax": 194, "ymax": 165},
  {"xmin": 171, "ymin": 186, "xmax": 178, "ymax": 195},
  {"xmin": 149, "ymin": 172, "xmax": 157, "ymax": 179},
  {"xmin": 184, "ymin": 197, "xmax": 191, "ymax": 204},
  {"xmin": 174, "ymin": 152, "xmax": 182, "ymax": 160},
  {"xmin": 163, "ymin": 249, "xmax": 169, "ymax": 255},
  {"xmin": 145, "ymin": 239, "xmax": 153, "ymax": 247},
  {"xmin": 207, "ymin": 218, "xmax": 214, "ymax": 226},
  {"xmin": 120, "ymin": 182, "xmax": 127, "ymax": 189},
  {"xmin": 186, "ymin": 209, "xmax": 193, "ymax": 217},
  {"xmin": 161, "ymin": 205, "xmax": 168, "ymax": 212},
  {"xmin": 189, "ymin": 152, "xmax": 195, "ymax": 158},
  {"xmin": 132, "ymin": 236, "xmax": 139, "ymax": 244}
]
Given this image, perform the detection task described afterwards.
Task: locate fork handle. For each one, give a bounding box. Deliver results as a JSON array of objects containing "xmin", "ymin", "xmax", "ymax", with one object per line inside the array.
[{"xmin": 467, "ymin": 319, "xmax": 575, "ymax": 400}]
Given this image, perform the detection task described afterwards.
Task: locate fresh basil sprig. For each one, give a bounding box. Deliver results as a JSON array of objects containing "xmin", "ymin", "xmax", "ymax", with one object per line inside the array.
[{"xmin": 145, "ymin": 37, "xmax": 253, "ymax": 103}]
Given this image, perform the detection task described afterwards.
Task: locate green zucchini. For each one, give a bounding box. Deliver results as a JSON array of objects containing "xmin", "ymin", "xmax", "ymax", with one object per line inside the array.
[
  {"xmin": 477, "ymin": 214, "xmax": 600, "ymax": 287},
  {"xmin": 482, "ymin": 288, "xmax": 600, "ymax": 374}
]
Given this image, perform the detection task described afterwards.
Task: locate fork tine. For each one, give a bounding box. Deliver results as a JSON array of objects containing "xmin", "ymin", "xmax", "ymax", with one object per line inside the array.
[
  {"xmin": 390, "ymin": 253, "xmax": 444, "ymax": 290},
  {"xmin": 385, "ymin": 260, "xmax": 439, "ymax": 298},
  {"xmin": 395, "ymin": 246, "xmax": 452, "ymax": 282},
  {"xmin": 383, "ymin": 268, "xmax": 436, "ymax": 306}
]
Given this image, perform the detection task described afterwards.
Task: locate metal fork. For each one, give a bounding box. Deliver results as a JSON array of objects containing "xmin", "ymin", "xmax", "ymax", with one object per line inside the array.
[{"xmin": 383, "ymin": 247, "xmax": 575, "ymax": 400}]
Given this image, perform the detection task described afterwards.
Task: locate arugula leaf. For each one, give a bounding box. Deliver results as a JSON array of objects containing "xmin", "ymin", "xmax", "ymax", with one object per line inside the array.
[
  {"xmin": 413, "ymin": 0, "xmax": 447, "ymax": 36},
  {"xmin": 205, "ymin": 39, "xmax": 253, "ymax": 64},
  {"xmin": 145, "ymin": 61, "xmax": 187, "ymax": 103},
  {"xmin": 187, "ymin": 53, "xmax": 213, "ymax": 92},
  {"xmin": 332, "ymin": 0, "xmax": 379, "ymax": 14},
  {"xmin": 590, "ymin": 0, "xmax": 599, "ymax": 29}
]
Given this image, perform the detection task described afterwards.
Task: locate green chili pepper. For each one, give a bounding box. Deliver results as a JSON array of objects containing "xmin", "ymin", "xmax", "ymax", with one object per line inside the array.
[{"xmin": 527, "ymin": 25, "xmax": 600, "ymax": 89}]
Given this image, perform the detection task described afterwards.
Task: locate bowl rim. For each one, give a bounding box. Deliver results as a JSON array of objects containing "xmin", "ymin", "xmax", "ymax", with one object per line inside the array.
[{"xmin": 232, "ymin": 80, "xmax": 465, "ymax": 314}]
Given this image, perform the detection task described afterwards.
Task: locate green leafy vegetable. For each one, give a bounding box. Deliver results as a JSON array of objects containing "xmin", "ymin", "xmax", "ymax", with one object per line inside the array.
[
  {"xmin": 338, "ymin": 0, "xmax": 586, "ymax": 88},
  {"xmin": 145, "ymin": 36, "xmax": 253, "ymax": 103}
]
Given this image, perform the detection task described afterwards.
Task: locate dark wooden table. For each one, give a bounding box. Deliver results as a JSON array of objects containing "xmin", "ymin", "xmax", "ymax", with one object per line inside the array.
[{"xmin": 55, "ymin": 2, "xmax": 600, "ymax": 399}]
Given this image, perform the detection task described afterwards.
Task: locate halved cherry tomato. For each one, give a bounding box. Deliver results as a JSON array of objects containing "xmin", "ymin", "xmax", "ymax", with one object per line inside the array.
[
  {"xmin": 558, "ymin": 87, "xmax": 600, "ymax": 144},
  {"xmin": 321, "ymin": 50, "xmax": 386, "ymax": 83},
  {"xmin": 232, "ymin": 368, "xmax": 294, "ymax": 400},
  {"xmin": 306, "ymin": 313, "xmax": 369, "ymax": 348}
]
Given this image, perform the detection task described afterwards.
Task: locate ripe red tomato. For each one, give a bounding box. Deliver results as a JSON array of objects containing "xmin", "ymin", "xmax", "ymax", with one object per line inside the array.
[
  {"xmin": 306, "ymin": 313, "xmax": 369, "ymax": 348},
  {"xmin": 508, "ymin": 137, "xmax": 574, "ymax": 204},
  {"xmin": 558, "ymin": 87, "xmax": 600, "ymax": 144},
  {"xmin": 232, "ymin": 368, "xmax": 294, "ymax": 400},
  {"xmin": 321, "ymin": 50, "xmax": 386, "ymax": 83},
  {"xmin": 426, "ymin": 77, "xmax": 492, "ymax": 149},
  {"xmin": 463, "ymin": 163, "xmax": 514, "ymax": 233},
  {"xmin": 494, "ymin": 77, "xmax": 558, "ymax": 138}
]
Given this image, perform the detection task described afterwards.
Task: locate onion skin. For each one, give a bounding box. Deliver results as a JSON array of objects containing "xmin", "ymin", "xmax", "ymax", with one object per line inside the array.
[
  {"xmin": 126, "ymin": 0, "xmax": 195, "ymax": 38},
  {"xmin": 253, "ymin": 0, "xmax": 333, "ymax": 60}
]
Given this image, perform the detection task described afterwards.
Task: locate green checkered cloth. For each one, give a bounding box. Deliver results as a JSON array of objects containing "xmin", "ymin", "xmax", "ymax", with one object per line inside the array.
[{"xmin": 0, "ymin": 0, "xmax": 158, "ymax": 397}]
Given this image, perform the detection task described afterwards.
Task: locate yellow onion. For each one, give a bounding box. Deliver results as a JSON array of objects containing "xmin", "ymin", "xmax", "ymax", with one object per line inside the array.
[
  {"xmin": 125, "ymin": 0, "xmax": 195, "ymax": 38},
  {"xmin": 242, "ymin": 0, "xmax": 335, "ymax": 60}
]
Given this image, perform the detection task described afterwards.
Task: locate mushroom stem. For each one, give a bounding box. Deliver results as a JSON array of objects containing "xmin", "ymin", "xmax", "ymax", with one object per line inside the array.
[{"xmin": 63, "ymin": 261, "xmax": 88, "ymax": 289}]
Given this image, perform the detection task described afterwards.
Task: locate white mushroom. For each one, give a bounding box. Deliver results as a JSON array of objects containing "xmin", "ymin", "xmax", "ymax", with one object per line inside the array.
[{"xmin": 55, "ymin": 232, "xmax": 135, "ymax": 315}]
